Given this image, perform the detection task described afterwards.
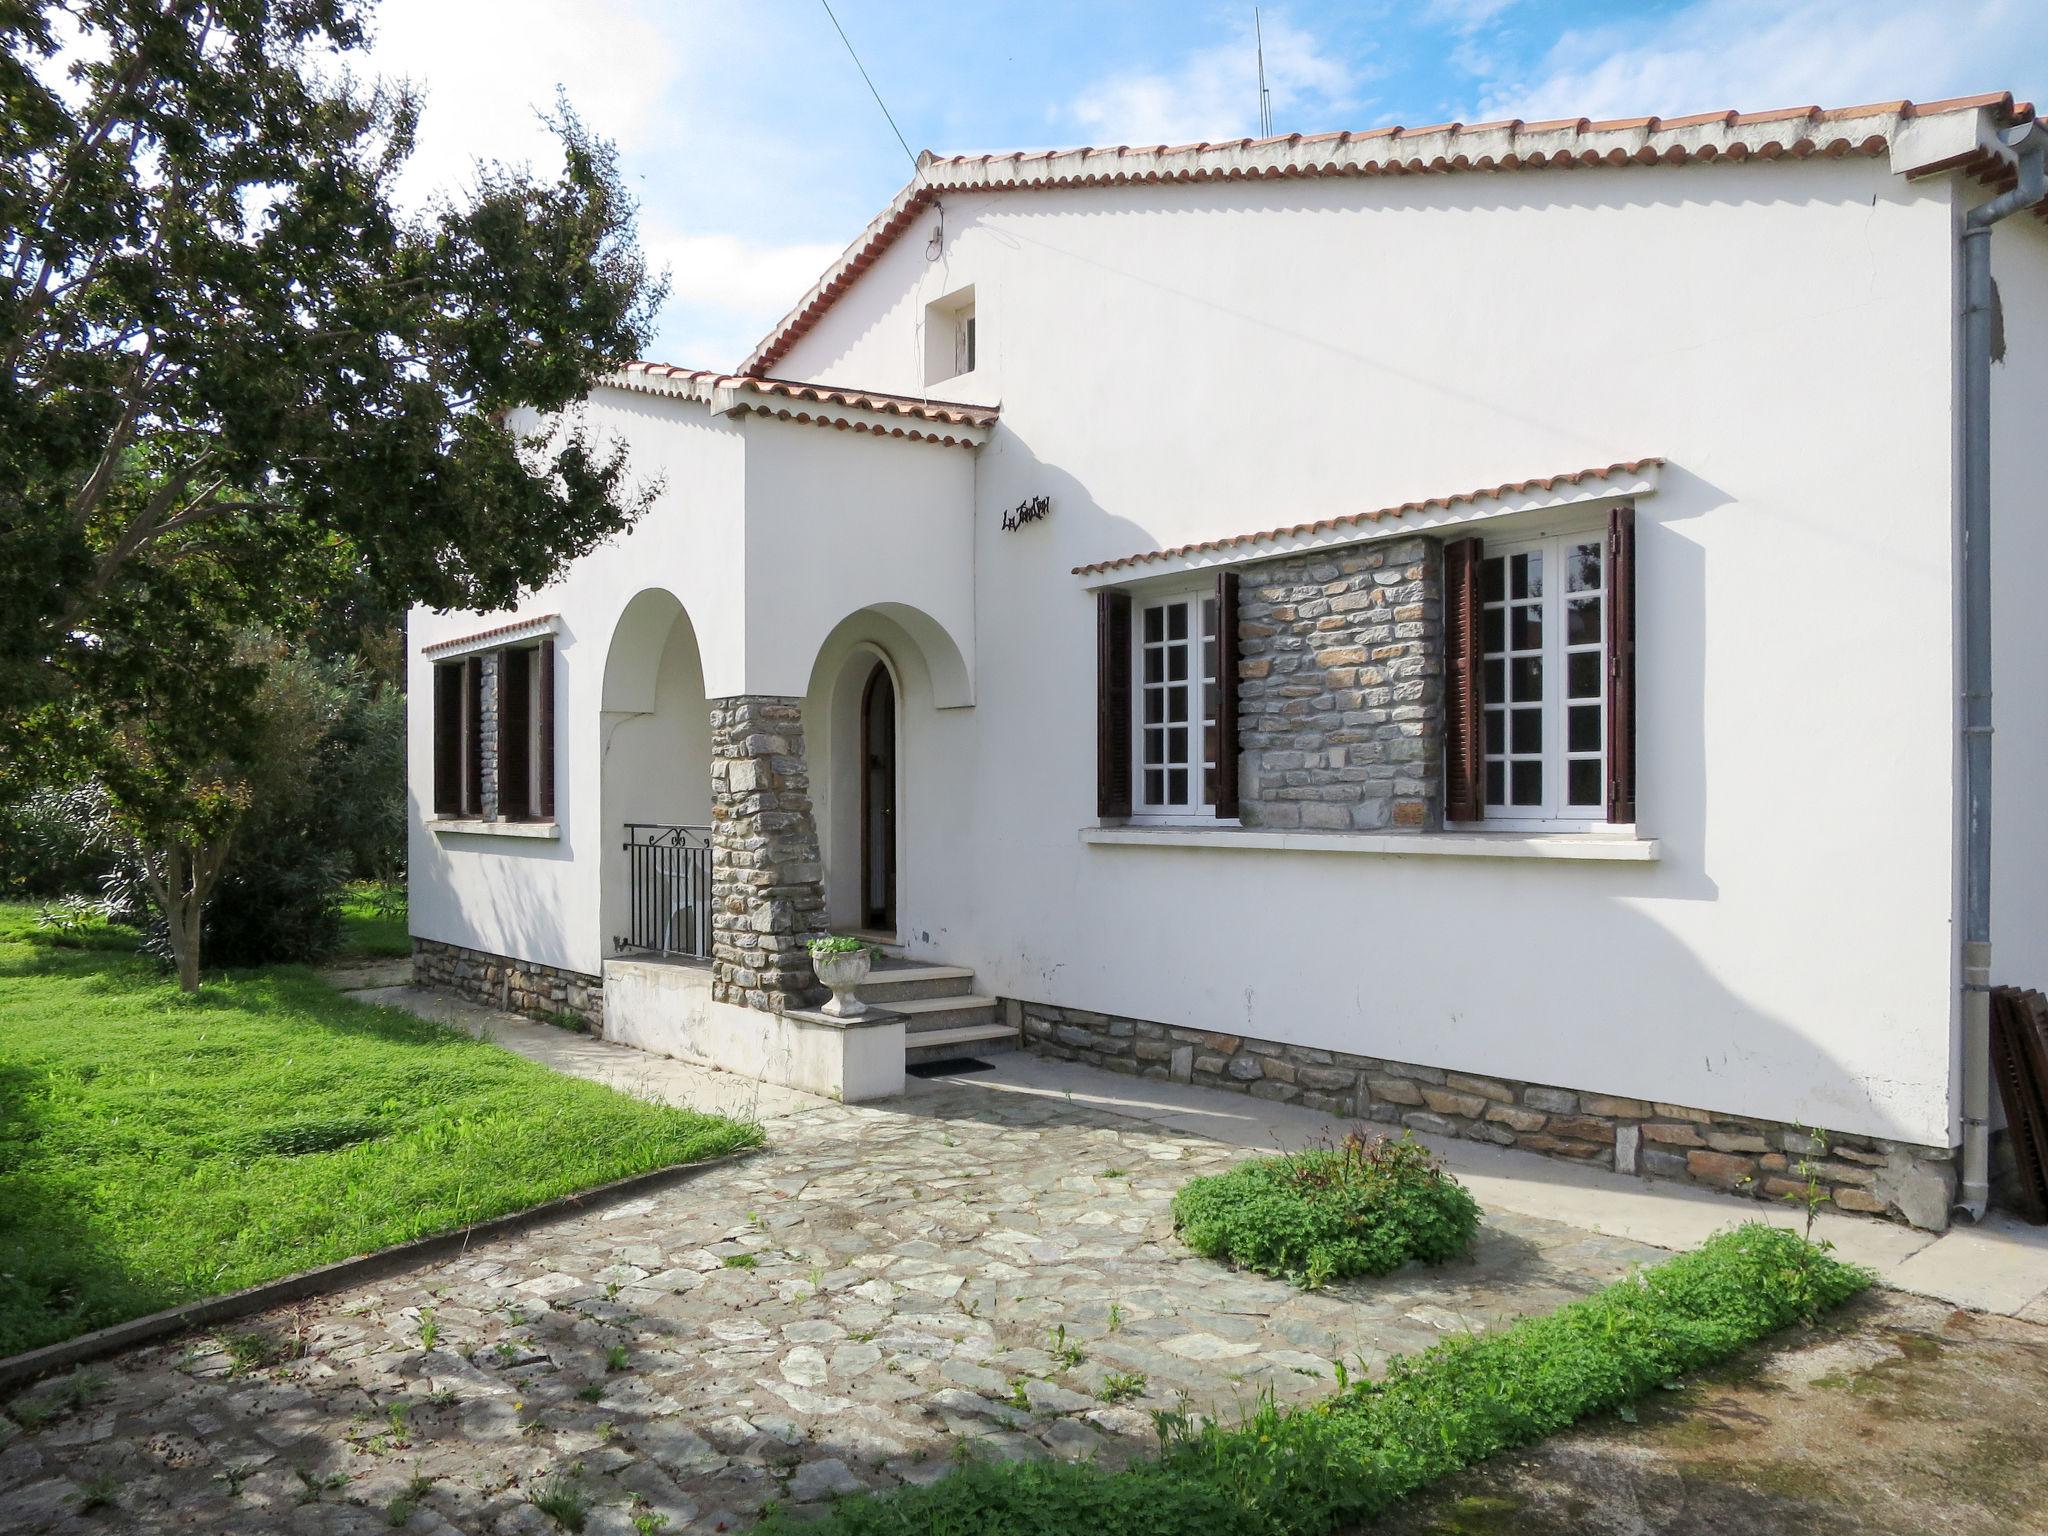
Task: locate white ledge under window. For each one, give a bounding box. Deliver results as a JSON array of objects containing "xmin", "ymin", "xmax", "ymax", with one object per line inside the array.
[
  {"xmin": 429, "ymin": 818, "xmax": 560, "ymax": 839},
  {"xmin": 1081, "ymin": 824, "xmax": 1659, "ymax": 861}
]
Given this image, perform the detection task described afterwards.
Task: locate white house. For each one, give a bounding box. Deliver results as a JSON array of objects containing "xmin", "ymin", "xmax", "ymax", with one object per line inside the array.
[{"xmin": 409, "ymin": 93, "xmax": 2048, "ymax": 1231}]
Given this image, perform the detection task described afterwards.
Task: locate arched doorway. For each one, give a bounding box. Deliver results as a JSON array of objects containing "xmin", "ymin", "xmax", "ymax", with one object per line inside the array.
[{"xmin": 860, "ymin": 662, "xmax": 897, "ymax": 932}]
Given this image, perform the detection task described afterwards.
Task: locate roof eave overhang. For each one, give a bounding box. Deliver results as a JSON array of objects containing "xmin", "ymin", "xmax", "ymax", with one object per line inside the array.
[
  {"xmin": 1073, "ymin": 460, "xmax": 1662, "ymax": 589},
  {"xmin": 600, "ymin": 364, "xmax": 995, "ymax": 450}
]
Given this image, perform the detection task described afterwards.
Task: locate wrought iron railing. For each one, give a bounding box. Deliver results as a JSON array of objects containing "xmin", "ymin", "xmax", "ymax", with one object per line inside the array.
[{"xmin": 617, "ymin": 823, "xmax": 713, "ymax": 959}]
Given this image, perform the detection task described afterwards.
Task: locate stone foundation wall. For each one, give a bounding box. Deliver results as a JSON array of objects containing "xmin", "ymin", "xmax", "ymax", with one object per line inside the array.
[
  {"xmin": 414, "ymin": 937, "xmax": 604, "ymax": 1033},
  {"xmin": 1237, "ymin": 535, "xmax": 1443, "ymax": 831},
  {"xmin": 1018, "ymin": 1001, "xmax": 1957, "ymax": 1229},
  {"xmin": 709, "ymin": 695, "xmax": 827, "ymax": 1013}
]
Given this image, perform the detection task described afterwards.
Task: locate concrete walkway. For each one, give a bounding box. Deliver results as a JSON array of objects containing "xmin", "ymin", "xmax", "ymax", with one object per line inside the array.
[{"xmin": 329, "ymin": 969, "xmax": 2048, "ymax": 1319}]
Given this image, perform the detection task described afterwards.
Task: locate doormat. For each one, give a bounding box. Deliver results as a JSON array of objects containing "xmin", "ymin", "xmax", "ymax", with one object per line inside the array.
[{"xmin": 907, "ymin": 1057, "xmax": 995, "ymax": 1078}]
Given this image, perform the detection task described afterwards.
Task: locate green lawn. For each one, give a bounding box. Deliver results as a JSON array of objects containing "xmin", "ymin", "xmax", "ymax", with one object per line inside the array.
[
  {"xmin": 0, "ymin": 904, "xmax": 760, "ymax": 1356},
  {"xmin": 337, "ymin": 880, "xmax": 412, "ymax": 958}
]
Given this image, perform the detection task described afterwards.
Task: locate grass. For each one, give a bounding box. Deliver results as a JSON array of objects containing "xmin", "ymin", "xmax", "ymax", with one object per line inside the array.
[
  {"xmin": 756, "ymin": 1224, "xmax": 1870, "ymax": 1536},
  {"xmin": 0, "ymin": 903, "xmax": 761, "ymax": 1355},
  {"xmin": 337, "ymin": 881, "xmax": 410, "ymax": 959},
  {"xmin": 1173, "ymin": 1129, "xmax": 1481, "ymax": 1289}
]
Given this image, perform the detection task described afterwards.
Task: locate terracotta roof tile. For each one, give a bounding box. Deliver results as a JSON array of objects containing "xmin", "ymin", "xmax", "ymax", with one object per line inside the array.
[
  {"xmin": 743, "ymin": 93, "xmax": 2035, "ymax": 377},
  {"xmin": 604, "ymin": 363, "xmax": 996, "ymax": 449},
  {"xmin": 1072, "ymin": 460, "xmax": 1664, "ymax": 577}
]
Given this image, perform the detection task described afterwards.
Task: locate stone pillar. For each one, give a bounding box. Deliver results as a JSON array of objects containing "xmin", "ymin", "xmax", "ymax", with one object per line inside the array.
[{"xmin": 709, "ymin": 696, "xmax": 828, "ymax": 1012}]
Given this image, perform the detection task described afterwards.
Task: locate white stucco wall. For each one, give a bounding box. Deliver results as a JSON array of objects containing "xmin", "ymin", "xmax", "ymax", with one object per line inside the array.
[
  {"xmin": 412, "ymin": 151, "xmax": 1998, "ymax": 1148},
  {"xmin": 772, "ymin": 155, "xmax": 1965, "ymax": 1146},
  {"xmin": 408, "ymin": 394, "xmax": 978, "ymax": 977}
]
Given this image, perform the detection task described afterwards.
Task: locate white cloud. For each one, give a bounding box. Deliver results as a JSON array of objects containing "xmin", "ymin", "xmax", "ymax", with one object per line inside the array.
[
  {"xmin": 638, "ymin": 229, "xmax": 844, "ymax": 367},
  {"xmin": 359, "ymin": 0, "xmax": 688, "ymax": 206},
  {"xmin": 1425, "ymin": 0, "xmax": 1518, "ymax": 35},
  {"xmin": 1474, "ymin": 0, "xmax": 2047, "ymax": 124},
  {"xmin": 1067, "ymin": 12, "xmax": 1359, "ymax": 146}
]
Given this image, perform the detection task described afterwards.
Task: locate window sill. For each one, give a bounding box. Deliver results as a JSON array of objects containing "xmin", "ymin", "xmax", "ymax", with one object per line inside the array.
[
  {"xmin": 1080, "ymin": 824, "xmax": 1659, "ymax": 862},
  {"xmin": 429, "ymin": 818, "xmax": 560, "ymax": 840}
]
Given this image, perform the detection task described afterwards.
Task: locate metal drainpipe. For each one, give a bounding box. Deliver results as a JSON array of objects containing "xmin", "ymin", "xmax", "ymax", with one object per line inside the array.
[{"xmin": 1957, "ymin": 121, "xmax": 2048, "ymax": 1221}]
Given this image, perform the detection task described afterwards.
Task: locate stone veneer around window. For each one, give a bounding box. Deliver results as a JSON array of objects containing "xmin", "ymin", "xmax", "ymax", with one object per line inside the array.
[{"xmin": 1237, "ymin": 535, "xmax": 1443, "ymax": 831}]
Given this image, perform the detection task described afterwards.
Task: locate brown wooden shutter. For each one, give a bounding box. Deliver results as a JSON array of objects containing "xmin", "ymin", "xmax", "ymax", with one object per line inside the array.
[
  {"xmin": 1606, "ymin": 503, "xmax": 1637, "ymax": 824},
  {"xmin": 499, "ymin": 647, "xmax": 532, "ymax": 820},
  {"xmin": 433, "ymin": 663, "xmax": 462, "ymax": 815},
  {"xmin": 1442, "ymin": 536, "xmax": 1485, "ymax": 823},
  {"xmin": 1212, "ymin": 570, "xmax": 1241, "ymax": 819},
  {"xmin": 535, "ymin": 637, "xmax": 556, "ymax": 820},
  {"xmin": 462, "ymin": 654, "xmax": 484, "ymax": 817},
  {"xmin": 1096, "ymin": 588, "xmax": 1132, "ymax": 819}
]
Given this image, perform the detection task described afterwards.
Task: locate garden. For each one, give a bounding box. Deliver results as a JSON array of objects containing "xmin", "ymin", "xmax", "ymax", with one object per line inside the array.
[{"xmin": 0, "ymin": 903, "xmax": 759, "ymax": 1357}]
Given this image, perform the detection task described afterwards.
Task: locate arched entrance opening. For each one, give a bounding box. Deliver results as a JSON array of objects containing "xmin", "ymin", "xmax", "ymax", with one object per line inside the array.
[
  {"xmin": 860, "ymin": 661, "xmax": 897, "ymax": 932},
  {"xmin": 599, "ymin": 590, "xmax": 713, "ymax": 959}
]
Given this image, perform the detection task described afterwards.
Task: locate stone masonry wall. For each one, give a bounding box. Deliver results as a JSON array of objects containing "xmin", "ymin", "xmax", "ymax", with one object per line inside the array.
[
  {"xmin": 414, "ymin": 936, "xmax": 603, "ymax": 1033},
  {"xmin": 1017, "ymin": 1002, "xmax": 1958, "ymax": 1229},
  {"xmin": 1237, "ymin": 535, "xmax": 1443, "ymax": 831},
  {"xmin": 710, "ymin": 696, "xmax": 828, "ymax": 1013}
]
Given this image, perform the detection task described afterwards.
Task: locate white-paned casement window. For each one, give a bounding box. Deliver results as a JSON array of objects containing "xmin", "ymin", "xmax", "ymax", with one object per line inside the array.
[
  {"xmin": 1096, "ymin": 572, "xmax": 1241, "ymax": 822},
  {"xmin": 1444, "ymin": 506, "xmax": 1635, "ymax": 829}
]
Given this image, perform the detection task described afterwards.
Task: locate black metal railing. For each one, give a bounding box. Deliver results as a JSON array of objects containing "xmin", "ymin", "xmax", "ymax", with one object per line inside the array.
[{"xmin": 618, "ymin": 823, "xmax": 713, "ymax": 959}]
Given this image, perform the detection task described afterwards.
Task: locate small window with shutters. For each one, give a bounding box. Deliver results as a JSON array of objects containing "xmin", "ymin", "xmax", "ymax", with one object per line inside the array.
[
  {"xmin": 1444, "ymin": 505, "xmax": 1635, "ymax": 831},
  {"xmin": 430, "ymin": 637, "xmax": 556, "ymax": 824}
]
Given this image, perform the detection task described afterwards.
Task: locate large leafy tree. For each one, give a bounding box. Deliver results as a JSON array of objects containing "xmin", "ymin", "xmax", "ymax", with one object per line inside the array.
[{"xmin": 2, "ymin": 0, "xmax": 666, "ymax": 983}]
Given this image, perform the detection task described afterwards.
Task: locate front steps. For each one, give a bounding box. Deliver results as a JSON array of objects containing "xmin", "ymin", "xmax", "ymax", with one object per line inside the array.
[{"xmin": 858, "ymin": 958, "xmax": 1016, "ymax": 1065}]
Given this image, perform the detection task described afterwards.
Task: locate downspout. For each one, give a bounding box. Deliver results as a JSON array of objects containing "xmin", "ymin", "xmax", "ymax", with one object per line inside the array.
[{"xmin": 1957, "ymin": 120, "xmax": 2048, "ymax": 1221}]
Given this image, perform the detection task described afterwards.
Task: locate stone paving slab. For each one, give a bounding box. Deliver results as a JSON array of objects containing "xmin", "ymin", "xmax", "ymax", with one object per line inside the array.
[
  {"xmin": 937, "ymin": 1054, "xmax": 2048, "ymax": 1317},
  {"xmin": 0, "ymin": 1082, "xmax": 1670, "ymax": 1533}
]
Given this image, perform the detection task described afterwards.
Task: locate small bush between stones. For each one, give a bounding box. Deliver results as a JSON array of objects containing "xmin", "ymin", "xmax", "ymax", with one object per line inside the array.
[{"xmin": 1171, "ymin": 1130, "xmax": 1480, "ymax": 1288}]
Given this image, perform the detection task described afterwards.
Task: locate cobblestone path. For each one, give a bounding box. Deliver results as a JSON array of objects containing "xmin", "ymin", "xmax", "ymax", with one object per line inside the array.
[{"xmin": 1, "ymin": 1081, "xmax": 1669, "ymax": 1534}]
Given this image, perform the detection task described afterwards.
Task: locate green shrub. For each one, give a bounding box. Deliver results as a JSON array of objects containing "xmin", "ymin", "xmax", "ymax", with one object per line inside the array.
[
  {"xmin": 1172, "ymin": 1130, "xmax": 1481, "ymax": 1288},
  {"xmin": 759, "ymin": 1225, "xmax": 1868, "ymax": 1536}
]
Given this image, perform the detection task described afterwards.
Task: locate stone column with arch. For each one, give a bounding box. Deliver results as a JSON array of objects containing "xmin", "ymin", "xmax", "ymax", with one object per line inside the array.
[{"xmin": 708, "ymin": 695, "xmax": 828, "ymax": 1012}]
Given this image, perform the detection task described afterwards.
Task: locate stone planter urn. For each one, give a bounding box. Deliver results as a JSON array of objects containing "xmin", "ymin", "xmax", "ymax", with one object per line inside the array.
[{"xmin": 811, "ymin": 945, "xmax": 873, "ymax": 1019}]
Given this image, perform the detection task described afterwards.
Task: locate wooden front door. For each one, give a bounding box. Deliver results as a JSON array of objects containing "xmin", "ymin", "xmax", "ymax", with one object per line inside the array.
[{"xmin": 861, "ymin": 663, "xmax": 897, "ymax": 932}]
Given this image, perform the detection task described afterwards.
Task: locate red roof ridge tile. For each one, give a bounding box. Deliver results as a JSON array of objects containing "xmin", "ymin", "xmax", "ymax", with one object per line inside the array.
[{"xmin": 1070, "ymin": 460, "xmax": 1665, "ymax": 577}]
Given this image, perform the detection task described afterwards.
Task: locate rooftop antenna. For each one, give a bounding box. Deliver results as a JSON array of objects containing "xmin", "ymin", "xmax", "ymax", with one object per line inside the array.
[{"xmin": 1255, "ymin": 7, "xmax": 1273, "ymax": 137}]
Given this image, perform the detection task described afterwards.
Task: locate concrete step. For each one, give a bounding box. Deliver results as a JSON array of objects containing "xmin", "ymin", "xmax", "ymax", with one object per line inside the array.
[
  {"xmin": 905, "ymin": 1021, "xmax": 1022, "ymax": 1065},
  {"xmin": 858, "ymin": 964, "xmax": 977, "ymax": 1003},
  {"xmin": 889, "ymin": 993, "xmax": 1002, "ymax": 1034}
]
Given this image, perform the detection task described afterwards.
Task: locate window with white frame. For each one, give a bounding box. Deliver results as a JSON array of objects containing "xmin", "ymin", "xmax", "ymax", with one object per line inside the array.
[
  {"xmin": 1478, "ymin": 531, "xmax": 1608, "ymax": 823},
  {"xmin": 1134, "ymin": 589, "xmax": 1221, "ymax": 815}
]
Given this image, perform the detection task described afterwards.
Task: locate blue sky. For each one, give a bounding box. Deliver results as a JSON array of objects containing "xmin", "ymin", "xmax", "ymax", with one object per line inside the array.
[{"xmin": 362, "ymin": 0, "xmax": 2048, "ymax": 369}]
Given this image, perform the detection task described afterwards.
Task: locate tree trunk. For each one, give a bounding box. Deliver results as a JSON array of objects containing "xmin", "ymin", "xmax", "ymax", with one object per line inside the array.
[
  {"xmin": 169, "ymin": 898, "xmax": 202, "ymax": 992},
  {"xmin": 137, "ymin": 834, "xmax": 234, "ymax": 993}
]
